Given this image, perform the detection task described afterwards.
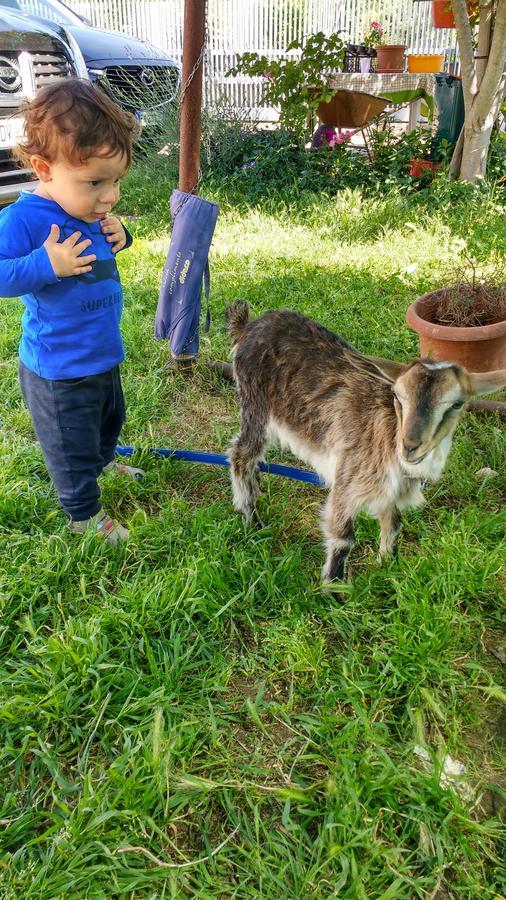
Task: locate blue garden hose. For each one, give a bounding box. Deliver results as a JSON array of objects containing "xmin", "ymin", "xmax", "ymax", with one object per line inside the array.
[{"xmin": 116, "ymin": 445, "xmax": 325, "ymax": 486}]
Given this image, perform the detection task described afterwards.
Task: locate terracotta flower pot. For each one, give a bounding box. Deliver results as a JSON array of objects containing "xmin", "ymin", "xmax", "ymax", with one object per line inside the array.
[
  {"xmin": 432, "ymin": 0, "xmax": 478, "ymax": 28},
  {"xmin": 406, "ymin": 290, "xmax": 506, "ymax": 372},
  {"xmin": 376, "ymin": 44, "xmax": 406, "ymax": 73},
  {"xmin": 409, "ymin": 158, "xmax": 442, "ymax": 177}
]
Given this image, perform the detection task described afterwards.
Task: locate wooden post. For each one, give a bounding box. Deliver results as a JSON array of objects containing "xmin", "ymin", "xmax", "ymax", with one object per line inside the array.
[
  {"xmin": 175, "ymin": 0, "xmax": 234, "ymax": 379},
  {"xmin": 179, "ymin": 0, "xmax": 205, "ymax": 194}
]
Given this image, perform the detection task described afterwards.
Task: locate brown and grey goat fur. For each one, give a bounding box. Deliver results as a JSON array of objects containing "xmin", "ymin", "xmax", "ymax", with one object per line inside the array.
[{"xmin": 227, "ymin": 302, "xmax": 506, "ymax": 585}]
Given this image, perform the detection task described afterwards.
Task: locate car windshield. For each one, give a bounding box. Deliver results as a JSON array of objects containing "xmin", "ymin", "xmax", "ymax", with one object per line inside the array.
[{"xmin": 0, "ymin": 0, "xmax": 84, "ymax": 27}]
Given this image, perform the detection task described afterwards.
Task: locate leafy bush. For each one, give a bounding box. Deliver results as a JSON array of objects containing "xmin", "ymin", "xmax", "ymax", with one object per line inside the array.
[
  {"xmin": 226, "ymin": 32, "xmax": 346, "ymax": 139},
  {"xmin": 202, "ymin": 120, "xmax": 304, "ymax": 182},
  {"xmin": 201, "ymin": 121, "xmax": 453, "ymax": 201}
]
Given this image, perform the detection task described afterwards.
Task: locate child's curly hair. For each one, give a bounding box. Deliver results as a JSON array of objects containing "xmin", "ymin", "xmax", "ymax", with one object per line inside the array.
[{"xmin": 14, "ymin": 78, "xmax": 140, "ymax": 168}]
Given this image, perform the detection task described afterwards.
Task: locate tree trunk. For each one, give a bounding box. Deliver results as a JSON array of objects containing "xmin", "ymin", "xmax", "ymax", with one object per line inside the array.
[
  {"xmin": 451, "ymin": 0, "xmax": 506, "ymax": 183},
  {"xmin": 449, "ymin": 126, "xmax": 465, "ymax": 177},
  {"xmin": 459, "ymin": 119, "xmax": 495, "ymax": 181}
]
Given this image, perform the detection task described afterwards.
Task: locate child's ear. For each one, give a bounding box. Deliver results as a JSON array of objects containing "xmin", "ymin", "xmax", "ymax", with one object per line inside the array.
[{"xmin": 30, "ymin": 155, "xmax": 52, "ymax": 182}]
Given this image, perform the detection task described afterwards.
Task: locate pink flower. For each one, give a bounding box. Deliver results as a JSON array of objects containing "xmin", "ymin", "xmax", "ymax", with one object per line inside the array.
[
  {"xmin": 328, "ymin": 130, "xmax": 353, "ymax": 148},
  {"xmin": 371, "ymin": 21, "xmax": 383, "ymax": 31}
]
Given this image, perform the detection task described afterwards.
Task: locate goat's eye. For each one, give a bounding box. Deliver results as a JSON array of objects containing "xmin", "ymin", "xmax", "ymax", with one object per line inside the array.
[{"xmin": 452, "ymin": 401, "xmax": 464, "ymax": 410}]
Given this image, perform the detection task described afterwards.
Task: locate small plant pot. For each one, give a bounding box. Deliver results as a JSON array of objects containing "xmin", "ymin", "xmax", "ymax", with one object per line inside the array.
[
  {"xmin": 432, "ymin": 0, "xmax": 478, "ymax": 28},
  {"xmin": 409, "ymin": 158, "xmax": 442, "ymax": 177},
  {"xmin": 376, "ymin": 44, "xmax": 406, "ymax": 73},
  {"xmin": 406, "ymin": 290, "xmax": 506, "ymax": 371}
]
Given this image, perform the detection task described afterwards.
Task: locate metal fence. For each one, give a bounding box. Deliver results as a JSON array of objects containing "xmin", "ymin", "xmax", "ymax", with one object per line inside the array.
[{"xmin": 66, "ymin": 0, "xmax": 457, "ymax": 118}]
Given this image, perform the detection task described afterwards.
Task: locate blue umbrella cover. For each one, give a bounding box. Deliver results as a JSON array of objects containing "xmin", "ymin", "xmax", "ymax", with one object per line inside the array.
[{"xmin": 155, "ymin": 189, "xmax": 219, "ymax": 360}]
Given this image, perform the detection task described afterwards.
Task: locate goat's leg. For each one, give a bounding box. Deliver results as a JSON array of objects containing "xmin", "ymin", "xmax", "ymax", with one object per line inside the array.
[
  {"xmin": 320, "ymin": 489, "xmax": 355, "ymax": 585},
  {"xmin": 229, "ymin": 411, "xmax": 267, "ymax": 524},
  {"xmin": 378, "ymin": 506, "xmax": 402, "ymax": 558}
]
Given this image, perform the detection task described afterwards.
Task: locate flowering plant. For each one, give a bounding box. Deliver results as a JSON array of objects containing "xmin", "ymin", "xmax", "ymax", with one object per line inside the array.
[
  {"xmin": 321, "ymin": 128, "xmax": 353, "ymax": 148},
  {"xmin": 362, "ymin": 20, "xmax": 386, "ymax": 48}
]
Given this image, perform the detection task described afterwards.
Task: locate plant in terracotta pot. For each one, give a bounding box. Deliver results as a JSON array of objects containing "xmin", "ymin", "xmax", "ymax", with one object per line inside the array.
[
  {"xmin": 406, "ymin": 249, "xmax": 506, "ymax": 373},
  {"xmin": 409, "ymin": 136, "xmax": 452, "ymax": 181},
  {"xmin": 431, "ymin": 0, "xmax": 480, "ymax": 29},
  {"xmin": 227, "ymin": 32, "xmax": 346, "ymax": 141},
  {"xmin": 364, "ymin": 19, "xmax": 406, "ymax": 73}
]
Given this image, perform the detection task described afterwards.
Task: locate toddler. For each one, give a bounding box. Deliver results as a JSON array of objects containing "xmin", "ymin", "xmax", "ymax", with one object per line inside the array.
[{"xmin": 0, "ymin": 79, "xmax": 143, "ymax": 544}]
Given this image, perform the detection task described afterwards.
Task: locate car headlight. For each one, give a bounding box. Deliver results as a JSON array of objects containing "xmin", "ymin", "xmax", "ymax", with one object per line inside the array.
[{"xmin": 63, "ymin": 29, "xmax": 90, "ymax": 80}]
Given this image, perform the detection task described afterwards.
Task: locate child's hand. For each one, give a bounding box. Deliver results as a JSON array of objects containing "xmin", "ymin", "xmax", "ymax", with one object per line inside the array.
[
  {"xmin": 100, "ymin": 215, "xmax": 127, "ymax": 253},
  {"xmin": 44, "ymin": 224, "xmax": 96, "ymax": 277}
]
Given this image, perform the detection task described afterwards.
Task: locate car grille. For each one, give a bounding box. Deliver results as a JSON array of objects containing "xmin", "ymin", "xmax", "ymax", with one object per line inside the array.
[
  {"xmin": 0, "ymin": 49, "xmax": 73, "ymax": 107},
  {"xmin": 31, "ymin": 51, "xmax": 73, "ymax": 87},
  {"xmin": 101, "ymin": 65, "xmax": 180, "ymax": 110}
]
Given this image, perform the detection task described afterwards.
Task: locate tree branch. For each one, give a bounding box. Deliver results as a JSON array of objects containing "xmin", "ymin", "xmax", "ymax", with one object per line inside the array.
[
  {"xmin": 476, "ymin": 0, "xmax": 493, "ymax": 88},
  {"xmin": 473, "ymin": 0, "xmax": 506, "ymax": 123},
  {"xmin": 452, "ymin": 0, "xmax": 477, "ymax": 108}
]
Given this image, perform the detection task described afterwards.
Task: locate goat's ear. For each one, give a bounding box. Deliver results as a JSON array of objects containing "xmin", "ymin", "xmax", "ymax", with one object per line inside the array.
[
  {"xmin": 469, "ymin": 369, "xmax": 506, "ymax": 396},
  {"xmin": 366, "ymin": 355, "xmax": 408, "ymax": 382}
]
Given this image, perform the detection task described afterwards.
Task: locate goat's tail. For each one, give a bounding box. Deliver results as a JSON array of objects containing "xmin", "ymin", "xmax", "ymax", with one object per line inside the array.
[{"xmin": 227, "ymin": 301, "xmax": 250, "ymax": 344}]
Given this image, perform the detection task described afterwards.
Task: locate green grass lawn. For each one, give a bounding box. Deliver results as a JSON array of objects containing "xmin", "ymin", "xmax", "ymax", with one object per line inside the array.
[{"xmin": 0, "ymin": 166, "xmax": 505, "ymax": 898}]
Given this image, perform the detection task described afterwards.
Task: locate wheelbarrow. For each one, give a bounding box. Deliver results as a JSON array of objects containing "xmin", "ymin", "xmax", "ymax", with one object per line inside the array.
[
  {"xmin": 316, "ymin": 89, "xmax": 389, "ymax": 128},
  {"xmin": 312, "ymin": 89, "xmax": 390, "ymax": 159}
]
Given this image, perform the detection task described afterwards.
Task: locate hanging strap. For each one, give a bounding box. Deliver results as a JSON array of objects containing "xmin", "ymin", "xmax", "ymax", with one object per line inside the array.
[{"xmin": 204, "ymin": 259, "xmax": 211, "ymax": 332}]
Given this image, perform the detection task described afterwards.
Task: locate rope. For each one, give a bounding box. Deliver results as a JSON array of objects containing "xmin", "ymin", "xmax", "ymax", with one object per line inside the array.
[{"xmin": 116, "ymin": 446, "xmax": 325, "ymax": 486}]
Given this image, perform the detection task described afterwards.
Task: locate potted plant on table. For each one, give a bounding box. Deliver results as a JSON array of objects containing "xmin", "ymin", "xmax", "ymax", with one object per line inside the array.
[
  {"xmin": 406, "ymin": 250, "xmax": 506, "ymax": 373},
  {"xmin": 364, "ymin": 19, "xmax": 406, "ymax": 73}
]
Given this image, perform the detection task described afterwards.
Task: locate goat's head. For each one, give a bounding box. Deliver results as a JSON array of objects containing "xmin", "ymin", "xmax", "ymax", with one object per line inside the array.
[{"xmin": 370, "ymin": 356, "xmax": 506, "ymax": 465}]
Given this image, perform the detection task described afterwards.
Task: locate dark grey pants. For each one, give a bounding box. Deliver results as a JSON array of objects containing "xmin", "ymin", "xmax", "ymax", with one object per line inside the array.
[{"xmin": 19, "ymin": 361, "xmax": 126, "ymax": 521}]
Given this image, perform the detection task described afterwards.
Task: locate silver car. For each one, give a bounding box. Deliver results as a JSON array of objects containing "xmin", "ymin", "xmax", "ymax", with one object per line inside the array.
[{"xmin": 0, "ymin": 5, "xmax": 88, "ymax": 203}]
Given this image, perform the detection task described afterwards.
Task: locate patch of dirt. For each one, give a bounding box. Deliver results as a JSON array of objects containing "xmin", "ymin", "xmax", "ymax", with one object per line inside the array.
[{"xmin": 225, "ymin": 673, "xmax": 262, "ymax": 705}]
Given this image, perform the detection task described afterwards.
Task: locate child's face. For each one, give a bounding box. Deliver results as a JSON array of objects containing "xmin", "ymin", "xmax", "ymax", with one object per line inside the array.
[{"xmin": 32, "ymin": 148, "xmax": 127, "ymax": 223}]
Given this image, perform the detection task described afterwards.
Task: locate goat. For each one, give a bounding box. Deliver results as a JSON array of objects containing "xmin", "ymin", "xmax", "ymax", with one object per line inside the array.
[{"xmin": 227, "ymin": 302, "xmax": 506, "ymax": 585}]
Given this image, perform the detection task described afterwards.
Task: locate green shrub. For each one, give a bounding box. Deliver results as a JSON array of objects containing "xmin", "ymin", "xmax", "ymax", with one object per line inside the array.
[{"xmin": 201, "ymin": 122, "xmax": 451, "ymax": 202}]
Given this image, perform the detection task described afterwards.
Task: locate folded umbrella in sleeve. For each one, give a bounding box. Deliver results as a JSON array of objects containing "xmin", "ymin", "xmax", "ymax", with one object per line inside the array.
[{"xmin": 155, "ymin": 189, "xmax": 219, "ymax": 361}]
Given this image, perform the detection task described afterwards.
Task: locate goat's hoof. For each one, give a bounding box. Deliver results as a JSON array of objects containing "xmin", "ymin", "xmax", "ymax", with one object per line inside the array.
[{"xmin": 252, "ymin": 509, "xmax": 265, "ymax": 528}]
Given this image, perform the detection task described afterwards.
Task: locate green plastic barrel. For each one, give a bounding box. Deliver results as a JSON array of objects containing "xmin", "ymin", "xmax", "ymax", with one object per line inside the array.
[{"xmin": 433, "ymin": 74, "xmax": 465, "ymax": 146}]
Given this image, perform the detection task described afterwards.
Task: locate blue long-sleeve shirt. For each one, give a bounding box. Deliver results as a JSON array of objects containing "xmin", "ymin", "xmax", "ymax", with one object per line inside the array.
[{"xmin": 0, "ymin": 191, "xmax": 132, "ymax": 379}]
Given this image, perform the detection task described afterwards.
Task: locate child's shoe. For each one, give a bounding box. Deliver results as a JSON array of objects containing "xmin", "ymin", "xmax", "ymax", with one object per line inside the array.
[
  {"xmin": 70, "ymin": 510, "xmax": 129, "ymax": 545},
  {"xmin": 103, "ymin": 460, "xmax": 145, "ymax": 480}
]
